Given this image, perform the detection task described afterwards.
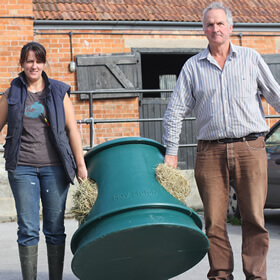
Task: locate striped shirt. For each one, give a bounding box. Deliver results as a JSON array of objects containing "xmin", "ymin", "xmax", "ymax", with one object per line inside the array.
[{"xmin": 163, "ymin": 43, "xmax": 280, "ymax": 156}]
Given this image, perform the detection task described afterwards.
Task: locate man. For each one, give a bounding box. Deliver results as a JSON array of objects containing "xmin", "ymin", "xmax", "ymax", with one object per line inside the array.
[{"xmin": 163, "ymin": 2, "xmax": 280, "ymax": 280}]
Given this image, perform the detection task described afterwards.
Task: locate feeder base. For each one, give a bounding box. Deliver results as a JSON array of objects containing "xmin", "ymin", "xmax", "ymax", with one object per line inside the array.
[{"xmin": 71, "ymin": 208, "xmax": 209, "ymax": 280}]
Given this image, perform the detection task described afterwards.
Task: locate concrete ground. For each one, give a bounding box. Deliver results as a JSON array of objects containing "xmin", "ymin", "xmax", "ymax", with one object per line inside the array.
[{"xmin": 0, "ymin": 209, "xmax": 279, "ymax": 280}]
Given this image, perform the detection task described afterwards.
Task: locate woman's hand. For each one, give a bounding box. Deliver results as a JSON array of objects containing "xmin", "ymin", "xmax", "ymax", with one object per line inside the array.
[{"xmin": 77, "ymin": 165, "xmax": 88, "ymax": 183}]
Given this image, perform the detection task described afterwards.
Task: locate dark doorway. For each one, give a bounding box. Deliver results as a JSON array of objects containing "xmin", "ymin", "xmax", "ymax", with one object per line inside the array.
[{"xmin": 141, "ymin": 53, "xmax": 193, "ymax": 97}]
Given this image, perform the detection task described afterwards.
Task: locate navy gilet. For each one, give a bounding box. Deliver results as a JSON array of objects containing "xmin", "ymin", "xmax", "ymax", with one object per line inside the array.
[{"xmin": 4, "ymin": 71, "xmax": 77, "ymax": 184}]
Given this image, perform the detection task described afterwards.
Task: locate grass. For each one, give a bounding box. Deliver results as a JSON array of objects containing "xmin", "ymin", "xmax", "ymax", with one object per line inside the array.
[{"xmin": 227, "ymin": 216, "xmax": 242, "ymax": 226}]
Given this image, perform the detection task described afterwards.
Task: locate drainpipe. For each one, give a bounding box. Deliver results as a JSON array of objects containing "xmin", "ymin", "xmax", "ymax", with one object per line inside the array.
[
  {"xmin": 69, "ymin": 31, "xmax": 76, "ymax": 72},
  {"xmin": 238, "ymin": 33, "xmax": 243, "ymax": 46}
]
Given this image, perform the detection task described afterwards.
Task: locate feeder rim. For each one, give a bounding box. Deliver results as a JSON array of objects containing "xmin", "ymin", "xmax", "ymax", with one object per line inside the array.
[{"xmin": 84, "ymin": 137, "xmax": 166, "ymax": 161}]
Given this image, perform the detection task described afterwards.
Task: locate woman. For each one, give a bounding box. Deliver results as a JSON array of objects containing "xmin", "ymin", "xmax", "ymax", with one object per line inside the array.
[{"xmin": 0, "ymin": 42, "xmax": 88, "ymax": 279}]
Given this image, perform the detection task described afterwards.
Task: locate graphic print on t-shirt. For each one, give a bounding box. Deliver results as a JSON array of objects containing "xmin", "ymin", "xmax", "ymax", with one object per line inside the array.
[{"xmin": 25, "ymin": 101, "xmax": 44, "ymax": 119}]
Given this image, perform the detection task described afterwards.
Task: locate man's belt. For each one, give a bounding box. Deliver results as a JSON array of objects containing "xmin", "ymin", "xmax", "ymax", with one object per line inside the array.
[{"xmin": 207, "ymin": 133, "xmax": 263, "ymax": 144}]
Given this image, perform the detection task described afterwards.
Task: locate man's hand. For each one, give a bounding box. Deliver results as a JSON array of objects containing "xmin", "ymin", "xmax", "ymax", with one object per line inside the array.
[{"xmin": 164, "ymin": 155, "xmax": 178, "ymax": 169}]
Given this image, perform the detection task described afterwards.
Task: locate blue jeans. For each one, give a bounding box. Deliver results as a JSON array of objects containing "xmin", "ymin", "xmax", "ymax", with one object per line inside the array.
[{"xmin": 8, "ymin": 165, "xmax": 70, "ymax": 246}]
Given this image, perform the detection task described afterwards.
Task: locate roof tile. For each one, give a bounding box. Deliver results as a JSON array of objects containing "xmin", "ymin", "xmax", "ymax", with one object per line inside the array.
[{"xmin": 33, "ymin": 0, "xmax": 280, "ymax": 23}]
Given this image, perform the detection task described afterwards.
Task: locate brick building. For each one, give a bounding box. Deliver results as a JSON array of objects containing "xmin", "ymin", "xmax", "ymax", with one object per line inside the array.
[{"xmin": 1, "ymin": 0, "xmax": 280, "ymax": 155}]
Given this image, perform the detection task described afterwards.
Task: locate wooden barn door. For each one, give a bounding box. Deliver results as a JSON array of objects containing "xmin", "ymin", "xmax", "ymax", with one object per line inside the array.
[{"xmin": 75, "ymin": 52, "xmax": 142, "ymax": 98}]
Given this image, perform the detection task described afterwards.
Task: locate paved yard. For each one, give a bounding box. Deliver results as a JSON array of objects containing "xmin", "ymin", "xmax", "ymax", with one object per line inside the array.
[{"xmin": 0, "ymin": 210, "xmax": 279, "ymax": 279}]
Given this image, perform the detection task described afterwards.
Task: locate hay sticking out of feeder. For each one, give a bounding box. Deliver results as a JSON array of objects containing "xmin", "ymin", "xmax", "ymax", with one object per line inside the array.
[
  {"xmin": 155, "ymin": 163, "xmax": 191, "ymax": 204},
  {"xmin": 72, "ymin": 178, "xmax": 98, "ymax": 223}
]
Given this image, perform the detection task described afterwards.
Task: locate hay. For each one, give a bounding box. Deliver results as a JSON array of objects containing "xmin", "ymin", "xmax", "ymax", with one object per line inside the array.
[
  {"xmin": 155, "ymin": 163, "xmax": 191, "ymax": 204},
  {"xmin": 71, "ymin": 164, "xmax": 190, "ymax": 222},
  {"xmin": 71, "ymin": 178, "xmax": 98, "ymax": 223}
]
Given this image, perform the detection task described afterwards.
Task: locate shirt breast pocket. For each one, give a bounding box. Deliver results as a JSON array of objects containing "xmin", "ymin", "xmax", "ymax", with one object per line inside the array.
[{"xmin": 233, "ymin": 75, "xmax": 257, "ymax": 99}]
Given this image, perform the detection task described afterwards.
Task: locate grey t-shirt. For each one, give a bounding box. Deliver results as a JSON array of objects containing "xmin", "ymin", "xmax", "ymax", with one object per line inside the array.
[{"xmin": 4, "ymin": 88, "xmax": 62, "ymax": 167}]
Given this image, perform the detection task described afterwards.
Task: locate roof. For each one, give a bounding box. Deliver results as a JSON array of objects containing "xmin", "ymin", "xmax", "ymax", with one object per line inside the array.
[{"xmin": 33, "ymin": 0, "xmax": 280, "ymax": 23}]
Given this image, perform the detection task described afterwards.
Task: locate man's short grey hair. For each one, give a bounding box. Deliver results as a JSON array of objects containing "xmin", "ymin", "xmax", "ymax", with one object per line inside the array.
[{"xmin": 202, "ymin": 2, "xmax": 233, "ymax": 28}]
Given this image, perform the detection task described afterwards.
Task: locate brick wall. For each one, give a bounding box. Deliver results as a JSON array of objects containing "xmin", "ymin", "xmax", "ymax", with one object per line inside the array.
[
  {"xmin": 1, "ymin": 1, "xmax": 280, "ymax": 147},
  {"xmin": 0, "ymin": 0, "xmax": 34, "ymax": 143}
]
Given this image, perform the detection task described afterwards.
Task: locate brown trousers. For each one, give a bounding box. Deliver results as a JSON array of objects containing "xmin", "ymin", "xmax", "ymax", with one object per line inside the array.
[{"xmin": 195, "ymin": 137, "xmax": 269, "ymax": 280}]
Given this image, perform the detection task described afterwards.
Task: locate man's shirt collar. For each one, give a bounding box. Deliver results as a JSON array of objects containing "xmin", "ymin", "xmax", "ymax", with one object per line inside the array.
[{"xmin": 199, "ymin": 42, "xmax": 238, "ymax": 61}]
